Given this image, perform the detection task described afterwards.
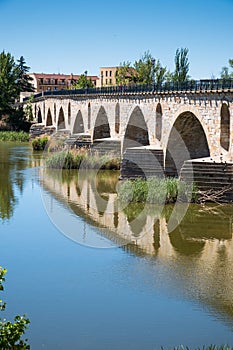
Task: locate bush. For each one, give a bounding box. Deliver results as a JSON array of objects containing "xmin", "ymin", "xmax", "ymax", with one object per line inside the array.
[
  {"xmin": 0, "ymin": 267, "xmax": 30, "ymax": 349},
  {"xmin": 32, "ymin": 136, "xmax": 49, "ymax": 151}
]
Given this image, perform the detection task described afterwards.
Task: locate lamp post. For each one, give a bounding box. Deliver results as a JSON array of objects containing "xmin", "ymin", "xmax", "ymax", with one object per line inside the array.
[{"xmin": 84, "ymin": 70, "xmax": 88, "ymax": 93}]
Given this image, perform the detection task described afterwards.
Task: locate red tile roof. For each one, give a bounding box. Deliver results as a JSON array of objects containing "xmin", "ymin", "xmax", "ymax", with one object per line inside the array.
[{"xmin": 31, "ymin": 73, "xmax": 99, "ymax": 80}]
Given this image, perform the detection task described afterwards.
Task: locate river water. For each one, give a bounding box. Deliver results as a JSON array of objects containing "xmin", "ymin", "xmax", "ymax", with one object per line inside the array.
[{"xmin": 0, "ymin": 142, "xmax": 233, "ymax": 350}]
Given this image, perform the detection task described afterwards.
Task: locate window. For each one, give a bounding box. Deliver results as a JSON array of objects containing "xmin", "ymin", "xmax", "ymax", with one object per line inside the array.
[
  {"xmin": 105, "ymin": 79, "xmax": 108, "ymax": 85},
  {"xmin": 105, "ymin": 71, "xmax": 108, "ymax": 77},
  {"xmin": 110, "ymin": 71, "xmax": 112, "ymax": 77},
  {"xmin": 109, "ymin": 79, "xmax": 112, "ymax": 85}
]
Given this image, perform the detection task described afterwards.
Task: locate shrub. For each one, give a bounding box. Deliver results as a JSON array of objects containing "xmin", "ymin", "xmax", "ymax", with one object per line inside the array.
[
  {"xmin": 0, "ymin": 267, "xmax": 30, "ymax": 349},
  {"xmin": 32, "ymin": 136, "xmax": 49, "ymax": 151}
]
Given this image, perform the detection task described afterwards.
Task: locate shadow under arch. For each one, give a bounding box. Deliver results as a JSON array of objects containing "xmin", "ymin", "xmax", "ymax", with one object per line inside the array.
[
  {"xmin": 58, "ymin": 107, "xmax": 66, "ymax": 130},
  {"xmin": 115, "ymin": 102, "xmax": 120, "ymax": 134},
  {"xmin": 88, "ymin": 102, "xmax": 91, "ymax": 130},
  {"xmin": 37, "ymin": 107, "xmax": 42, "ymax": 123},
  {"xmin": 123, "ymin": 106, "xmax": 150, "ymax": 151},
  {"xmin": 93, "ymin": 106, "xmax": 111, "ymax": 140},
  {"xmin": 54, "ymin": 103, "xmax": 56, "ymax": 123},
  {"xmin": 46, "ymin": 108, "xmax": 53, "ymax": 126},
  {"xmin": 165, "ymin": 111, "xmax": 210, "ymax": 177},
  {"xmin": 220, "ymin": 102, "xmax": 230, "ymax": 151},
  {"xmin": 73, "ymin": 110, "xmax": 84, "ymax": 134},
  {"xmin": 156, "ymin": 103, "xmax": 162, "ymax": 141},
  {"xmin": 68, "ymin": 102, "xmax": 71, "ymax": 125}
]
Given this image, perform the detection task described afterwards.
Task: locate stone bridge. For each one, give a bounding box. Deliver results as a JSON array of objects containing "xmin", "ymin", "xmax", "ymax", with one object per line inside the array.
[{"xmin": 28, "ymin": 81, "xmax": 233, "ymax": 197}]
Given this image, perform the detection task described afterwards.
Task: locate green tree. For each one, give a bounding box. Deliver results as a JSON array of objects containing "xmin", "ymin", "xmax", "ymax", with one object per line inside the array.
[
  {"xmin": 0, "ymin": 51, "xmax": 19, "ymax": 119},
  {"xmin": 134, "ymin": 51, "xmax": 155, "ymax": 84},
  {"xmin": 173, "ymin": 47, "xmax": 190, "ymax": 83},
  {"xmin": 16, "ymin": 56, "xmax": 34, "ymax": 93},
  {"xmin": 0, "ymin": 51, "xmax": 34, "ymax": 128},
  {"xmin": 72, "ymin": 74, "xmax": 94, "ymax": 89},
  {"xmin": 0, "ymin": 267, "xmax": 30, "ymax": 349},
  {"xmin": 115, "ymin": 61, "xmax": 136, "ymax": 85},
  {"xmin": 154, "ymin": 59, "xmax": 167, "ymax": 86},
  {"xmin": 133, "ymin": 51, "xmax": 167, "ymax": 85},
  {"xmin": 220, "ymin": 59, "xmax": 233, "ymax": 79}
]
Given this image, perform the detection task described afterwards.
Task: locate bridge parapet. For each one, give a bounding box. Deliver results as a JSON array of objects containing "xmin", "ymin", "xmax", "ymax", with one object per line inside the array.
[{"xmin": 24, "ymin": 79, "xmax": 233, "ymax": 102}]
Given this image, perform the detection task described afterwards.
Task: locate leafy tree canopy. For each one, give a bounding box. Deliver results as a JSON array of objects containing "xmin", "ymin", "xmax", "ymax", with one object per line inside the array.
[
  {"xmin": 116, "ymin": 61, "xmax": 136, "ymax": 85},
  {"xmin": 220, "ymin": 59, "xmax": 233, "ymax": 79},
  {"xmin": 173, "ymin": 47, "xmax": 190, "ymax": 83},
  {"xmin": 72, "ymin": 74, "xmax": 94, "ymax": 89},
  {"xmin": 0, "ymin": 50, "xmax": 34, "ymax": 126}
]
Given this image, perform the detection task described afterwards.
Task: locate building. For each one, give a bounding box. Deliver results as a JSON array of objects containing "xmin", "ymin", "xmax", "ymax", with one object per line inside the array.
[
  {"xmin": 98, "ymin": 67, "xmax": 118, "ymax": 87},
  {"xmin": 29, "ymin": 73, "xmax": 99, "ymax": 92}
]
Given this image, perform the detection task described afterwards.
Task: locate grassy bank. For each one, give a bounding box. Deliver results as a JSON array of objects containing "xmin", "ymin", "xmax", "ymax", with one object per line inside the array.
[
  {"xmin": 45, "ymin": 149, "xmax": 121, "ymax": 170},
  {"xmin": 0, "ymin": 131, "xmax": 29, "ymax": 142},
  {"xmin": 118, "ymin": 177, "xmax": 196, "ymax": 204}
]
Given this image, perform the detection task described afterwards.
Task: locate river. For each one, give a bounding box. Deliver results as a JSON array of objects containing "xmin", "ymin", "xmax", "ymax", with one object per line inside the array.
[{"xmin": 0, "ymin": 142, "xmax": 233, "ymax": 350}]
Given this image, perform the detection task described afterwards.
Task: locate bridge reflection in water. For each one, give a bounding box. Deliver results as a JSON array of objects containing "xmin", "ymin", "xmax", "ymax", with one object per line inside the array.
[{"xmin": 41, "ymin": 168, "xmax": 233, "ymax": 321}]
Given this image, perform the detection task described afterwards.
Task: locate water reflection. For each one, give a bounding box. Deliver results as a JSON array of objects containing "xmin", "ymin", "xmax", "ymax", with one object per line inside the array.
[
  {"xmin": 41, "ymin": 168, "xmax": 233, "ymax": 252},
  {"xmin": 41, "ymin": 167, "xmax": 233, "ymax": 322},
  {"xmin": 0, "ymin": 143, "xmax": 42, "ymax": 220}
]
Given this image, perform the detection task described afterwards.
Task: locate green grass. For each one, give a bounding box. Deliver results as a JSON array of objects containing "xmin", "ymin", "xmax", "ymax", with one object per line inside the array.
[
  {"xmin": 0, "ymin": 131, "xmax": 29, "ymax": 142},
  {"xmin": 32, "ymin": 136, "xmax": 49, "ymax": 151},
  {"xmin": 45, "ymin": 150, "xmax": 121, "ymax": 170},
  {"xmin": 118, "ymin": 177, "xmax": 196, "ymax": 204}
]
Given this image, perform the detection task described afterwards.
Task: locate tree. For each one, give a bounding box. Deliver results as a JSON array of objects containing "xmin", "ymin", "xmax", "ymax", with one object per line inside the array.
[
  {"xmin": 0, "ymin": 51, "xmax": 19, "ymax": 119},
  {"xmin": 0, "ymin": 51, "xmax": 34, "ymax": 129},
  {"xmin": 220, "ymin": 59, "xmax": 233, "ymax": 79},
  {"xmin": 133, "ymin": 51, "xmax": 167, "ymax": 85},
  {"xmin": 115, "ymin": 61, "xmax": 136, "ymax": 85},
  {"xmin": 16, "ymin": 56, "xmax": 34, "ymax": 93},
  {"xmin": 154, "ymin": 59, "xmax": 167, "ymax": 86},
  {"xmin": 134, "ymin": 51, "xmax": 155, "ymax": 84},
  {"xmin": 173, "ymin": 47, "xmax": 190, "ymax": 83},
  {"xmin": 72, "ymin": 74, "xmax": 94, "ymax": 89},
  {"xmin": 0, "ymin": 267, "xmax": 30, "ymax": 349}
]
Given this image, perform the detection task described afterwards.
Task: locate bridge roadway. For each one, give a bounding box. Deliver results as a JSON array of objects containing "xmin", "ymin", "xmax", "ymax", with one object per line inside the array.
[{"xmin": 28, "ymin": 79, "xmax": 233, "ymax": 199}]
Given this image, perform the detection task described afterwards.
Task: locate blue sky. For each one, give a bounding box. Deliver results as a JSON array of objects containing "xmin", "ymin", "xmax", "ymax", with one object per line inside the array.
[{"xmin": 0, "ymin": 0, "xmax": 232, "ymax": 79}]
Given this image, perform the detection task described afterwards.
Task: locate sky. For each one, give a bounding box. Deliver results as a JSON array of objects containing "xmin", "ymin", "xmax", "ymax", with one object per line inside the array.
[{"xmin": 0, "ymin": 0, "xmax": 233, "ymax": 79}]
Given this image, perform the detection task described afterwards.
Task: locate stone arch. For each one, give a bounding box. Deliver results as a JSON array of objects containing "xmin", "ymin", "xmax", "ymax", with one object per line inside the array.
[
  {"xmin": 115, "ymin": 103, "xmax": 120, "ymax": 134},
  {"xmin": 156, "ymin": 103, "xmax": 162, "ymax": 141},
  {"xmin": 54, "ymin": 103, "xmax": 56, "ymax": 123},
  {"xmin": 58, "ymin": 107, "xmax": 66, "ymax": 130},
  {"xmin": 88, "ymin": 103, "xmax": 91, "ymax": 129},
  {"xmin": 123, "ymin": 106, "xmax": 150, "ymax": 151},
  {"xmin": 37, "ymin": 107, "xmax": 42, "ymax": 123},
  {"xmin": 73, "ymin": 110, "xmax": 84, "ymax": 134},
  {"xmin": 165, "ymin": 111, "xmax": 210, "ymax": 177},
  {"xmin": 93, "ymin": 106, "xmax": 111, "ymax": 140},
  {"xmin": 220, "ymin": 103, "xmax": 230, "ymax": 151},
  {"xmin": 46, "ymin": 108, "xmax": 53, "ymax": 126},
  {"xmin": 68, "ymin": 102, "xmax": 71, "ymax": 125}
]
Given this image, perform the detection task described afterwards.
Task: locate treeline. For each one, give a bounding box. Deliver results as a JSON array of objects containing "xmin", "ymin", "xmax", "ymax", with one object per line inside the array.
[
  {"xmin": 115, "ymin": 48, "xmax": 190, "ymax": 86},
  {"xmin": 0, "ymin": 51, "xmax": 34, "ymax": 130},
  {"xmin": 115, "ymin": 48, "xmax": 233, "ymax": 86}
]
